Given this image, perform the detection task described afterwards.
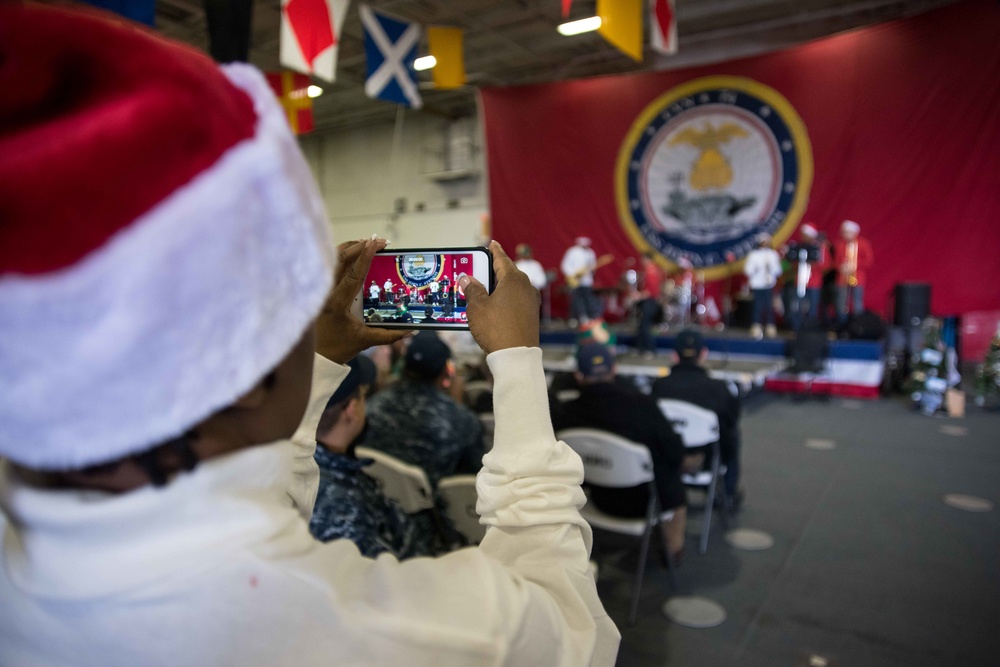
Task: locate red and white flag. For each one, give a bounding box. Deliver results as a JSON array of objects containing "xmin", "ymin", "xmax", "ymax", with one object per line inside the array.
[
  {"xmin": 280, "ymin": 0, "xmax": 350, "ymax": 82},
  {"xmin": 650, "ymin": 0, "xmax": 677, "ymax": 55}
]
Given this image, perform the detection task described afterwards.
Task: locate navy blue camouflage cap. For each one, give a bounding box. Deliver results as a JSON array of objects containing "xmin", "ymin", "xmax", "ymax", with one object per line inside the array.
[
  {"xmin": 576, "ymin": 343, "xmax": 615, "ymax": 378},
  {"xmin": 674, "ymin": 329, "xmax": 705, "ymax": 360},
  {"xmin": 405, "ymin": 331, "xmax": 451, "ymax": 379},
  {"xmin": 327, "ymin": 355, "xmax": 377, "ymax": 408}
]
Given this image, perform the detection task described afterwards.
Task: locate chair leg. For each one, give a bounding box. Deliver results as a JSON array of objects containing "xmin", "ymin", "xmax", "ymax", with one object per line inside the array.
[
  {"xmin": 628, "ymin": 493, "xmax": 657, "ymax": 626},
  {"xmin": 700, "ymin": 448, "xmax": 721, "ymax": 555}
]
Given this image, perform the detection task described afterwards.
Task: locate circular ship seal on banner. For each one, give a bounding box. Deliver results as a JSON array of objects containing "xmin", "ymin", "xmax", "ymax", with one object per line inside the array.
[
  {"xmin": 396, "ymin": 253, "xmax": 444, "ymax": 287},
  {"xmin": 616, "ymin": 76, "xmax": 813, "ymax": 278}
]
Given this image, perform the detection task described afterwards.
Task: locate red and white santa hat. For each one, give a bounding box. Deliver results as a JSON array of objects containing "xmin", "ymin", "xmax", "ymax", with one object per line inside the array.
[
  {"xmin": 800, "ymin": 223, "xmax": 819, "ymax": 238},
  {"xmin": 0, "ymin": 4, "xmax": 335, "ymax": 470}
]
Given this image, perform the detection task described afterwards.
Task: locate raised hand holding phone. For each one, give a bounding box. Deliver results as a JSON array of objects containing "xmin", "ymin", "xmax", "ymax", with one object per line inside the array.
[
  {"xmin": 461, "ymin": 241, "xmax": 540, "ymax": 354},
  {"xmin": 317, "ymin": 237, "xmax": 412, "ymax": 364}
]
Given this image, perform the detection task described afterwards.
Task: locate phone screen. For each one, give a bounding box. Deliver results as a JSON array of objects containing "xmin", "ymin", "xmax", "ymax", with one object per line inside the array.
[{"xmin": 359, "ymin": 248, "xmax": 491, "ymax": 329}]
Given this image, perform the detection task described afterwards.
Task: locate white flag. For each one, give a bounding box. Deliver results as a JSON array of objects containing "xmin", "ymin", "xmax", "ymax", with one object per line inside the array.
[
  {"xmin": 280, "ymin": 0, "xmax": 351, "ymax": 83},
  {"xmin": 650, "ymin": 0, "xmax": 677, "ymax": 55}
]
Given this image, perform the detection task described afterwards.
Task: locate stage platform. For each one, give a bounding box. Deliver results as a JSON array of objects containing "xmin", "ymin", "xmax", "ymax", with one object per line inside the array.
[{"xmin": 539, "ymin": 324, "xmax": 885, "ymax": 398}]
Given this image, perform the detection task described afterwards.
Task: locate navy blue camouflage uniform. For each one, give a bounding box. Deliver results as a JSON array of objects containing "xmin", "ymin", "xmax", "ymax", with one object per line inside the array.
[
  {"xmin": 365, "ymin": 379, "xmax": 485, "ymax": 487},
  {"xmin": 309, "ymin": 446, "xmax": 437, "ymax": 559}
]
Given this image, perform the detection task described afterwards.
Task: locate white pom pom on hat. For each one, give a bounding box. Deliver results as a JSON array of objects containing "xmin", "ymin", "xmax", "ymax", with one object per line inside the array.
[
  {"xmin": 841, "ymin": 220, "xmax": 861, "ymax": 234},
  {"xmin": 0, "ymin": 3, "xmax": 335, "ymax": 470}
]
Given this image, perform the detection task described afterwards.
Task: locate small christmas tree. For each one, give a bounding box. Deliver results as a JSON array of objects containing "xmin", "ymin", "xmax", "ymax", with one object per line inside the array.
[
  {"xmin": 904, "ymin": 318, "xmax": 950, "ymax": 415},
  {"xmin": 974, "ymin": 325, "xmax": 1000, "ymax": 407}
]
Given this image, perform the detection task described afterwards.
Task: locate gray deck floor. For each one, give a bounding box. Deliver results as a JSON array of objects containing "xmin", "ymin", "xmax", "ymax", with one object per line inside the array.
[{"xmin": 596, "ymin": 395, "xmax": 1000, "ymax": 666}]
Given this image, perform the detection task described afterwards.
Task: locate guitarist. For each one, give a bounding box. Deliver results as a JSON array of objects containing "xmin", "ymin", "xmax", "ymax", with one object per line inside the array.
[{"xmin": 561, "ymin": 236, "xmax": 609, "ymax": 325}]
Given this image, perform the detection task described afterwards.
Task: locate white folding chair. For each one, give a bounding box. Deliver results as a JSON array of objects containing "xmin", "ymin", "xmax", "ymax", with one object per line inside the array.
[
  {"xmin": 438, "ymin": 475, "xmax": 486, "ymax": 544},
  {"xmin": 354, "ymin": 446, "xmax": 435, "ymax": 514},
  {"xmin": 356, "ymin": 446, "xmax": 461, "ymax": 552},
  {"xmin": 557, "ymin": 428, "xmax": 677, "ymax": 626},
  {"xmin": 656, "ymin": 399, "xmax": 728, "ymax": 555}
]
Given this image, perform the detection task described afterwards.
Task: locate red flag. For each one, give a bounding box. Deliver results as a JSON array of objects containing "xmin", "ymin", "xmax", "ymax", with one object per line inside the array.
[
  {"xmin": 650, "ymin": 0, "xmax": 677, "ymax": 55},
  {"xmin": 265, "ymin": 71, "xmax": 314, "ymax": 135}
]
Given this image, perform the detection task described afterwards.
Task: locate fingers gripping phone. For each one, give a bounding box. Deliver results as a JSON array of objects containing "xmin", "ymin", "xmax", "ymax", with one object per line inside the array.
[{"xmin": 352, "ymin": 247, "xmax": 493, "ymax": 330}]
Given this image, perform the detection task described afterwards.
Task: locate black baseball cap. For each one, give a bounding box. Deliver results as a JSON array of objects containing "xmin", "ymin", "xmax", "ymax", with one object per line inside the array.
[
  {"xmin": 674, "ymin": 329, "xmax": 705, "ymax": 361},
  {"xmin": 576, "ymin": 343, "xmax": 616, "ymax": 378},
  {"xmin": 405, "ymin": 331, "xmax": 452, "ymax": 379},
  {"xmin": 326, "ymin": 355, "xmax": 377, "ymax": 408}
]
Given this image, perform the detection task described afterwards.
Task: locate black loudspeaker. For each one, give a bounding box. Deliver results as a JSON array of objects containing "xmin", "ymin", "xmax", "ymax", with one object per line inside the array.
[
  {"xmin": 894, "ymin": 283, "xmax": 931, "ymax": 327},
  {"xmin": 787, "ymin": 326, "xmax": 828, "ymax": 374},
  {"xmin": 847, "ymin": 310, "xmax": 888, "ymax": 340}
]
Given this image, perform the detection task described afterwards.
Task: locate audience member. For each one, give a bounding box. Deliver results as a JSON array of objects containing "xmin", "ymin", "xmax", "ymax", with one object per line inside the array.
[
  {"xmin": 651, "ymin": 330, "xmax": 744, "ymax": 508},
  {"xmin": 365, "ymin": 332, "xmax": 485, "ymax": 486},
  {"xmin": 551, "ymin": 344, "xmax": 688, "ymax": 561},
  {"xmin": 310, "ymin": 356, "xmax": 437, "ymax": 558},
  {"xmin": 0, "ymin": 6, "xmax": 619, "ymax": 664}
]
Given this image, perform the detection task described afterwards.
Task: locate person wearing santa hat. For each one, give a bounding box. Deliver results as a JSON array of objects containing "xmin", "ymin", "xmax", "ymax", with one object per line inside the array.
[
  {"xmin": 785, "ymin": 223, "xmax": 832, "ymax": 329},
  {"xmin": 0, "ymin": 4, "xmax": 619, "ymax": 666},
  {"xmin": 831, "ymin": 220, "xmax": 875, "ymax": 325}
]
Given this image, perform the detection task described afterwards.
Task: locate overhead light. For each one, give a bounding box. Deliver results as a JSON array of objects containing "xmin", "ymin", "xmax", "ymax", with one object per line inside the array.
[
  {"xmin": 306, "ymin": 85, "xmax": 323, "ymax": 98},
  {"xmin": 557, "ymin": 16, "xmax": 601, "ymax": 36},
  {"xmin": 413, "ymin": 55, "xmax": 437, "ymax": 71}
]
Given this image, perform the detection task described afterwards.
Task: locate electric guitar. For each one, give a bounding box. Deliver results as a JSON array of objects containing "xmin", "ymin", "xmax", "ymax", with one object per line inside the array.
[{"xmin": 565, "ymin": 254, "xmax": 614, "ymax": 288}]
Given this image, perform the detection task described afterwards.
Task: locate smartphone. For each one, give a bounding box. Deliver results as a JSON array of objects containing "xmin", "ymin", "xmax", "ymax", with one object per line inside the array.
[{"xmin": 354, "ymin": 247, "xmax": 493, "ymax": 330}]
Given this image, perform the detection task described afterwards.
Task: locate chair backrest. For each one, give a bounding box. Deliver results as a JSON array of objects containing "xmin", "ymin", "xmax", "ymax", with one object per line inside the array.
[
  {"xmin": 556, "ymin": 428, "xmax": 654, "ymax": 488},
  {"xmin": 438, "ymin": 475, "xmax": 486, "ymax": 544},
  {"xmin": 656, "ymin": 399, "xmax": 720, "ymax": 448},
  {"xmin": 354, "ymin": 446, "xmax": 435, "ymax": 514}
]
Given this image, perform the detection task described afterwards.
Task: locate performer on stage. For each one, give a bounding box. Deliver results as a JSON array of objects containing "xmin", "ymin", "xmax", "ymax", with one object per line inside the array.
[
  {"xmin": 799, "ymin": 224, "xmax": 831, "ymax": 326},
  {"xmin": 368, "ymin": 280, "xmax": 381, "ymax": 307},
  {"xmin": 561, "ymin": 237, "xmax": 606, "ymax": 324},
  {"xmin": 831, "ymin": 220, "xmax": 874, "ymax": 324},
  {"xmin": 382, "ymin": 278, "xmax": 395, "ymax": 303},
  {"xmin": 428, "ymin": 279, "xmax": 441, "ymax": 305},
  {"xmin": 783, "ymin": 223, "xmax": 831, "ymax": 329},
  {"xmin": 515, "ymin": 244, "xmax": 548, "ymax": 291},
  {"xmin": 743, "ymin": 235, "xmax": 782, "ymax": 339},
  {"xmin": 635, "ymin": 253, "xmax": 665, "ymax": 356}
]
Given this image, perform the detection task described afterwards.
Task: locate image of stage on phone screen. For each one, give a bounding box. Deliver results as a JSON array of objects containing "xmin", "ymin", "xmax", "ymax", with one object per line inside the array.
[{"xmin": 363, "ymin": 252, "xmax": 476, "ymax": 327}]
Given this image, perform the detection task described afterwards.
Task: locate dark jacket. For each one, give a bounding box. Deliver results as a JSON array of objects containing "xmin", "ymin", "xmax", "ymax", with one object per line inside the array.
[
  {"xmin": 651, "ymin": 362, "xmax": 741, "ymax": 462},
  {"xmin": 551, "ymin": 382, "xmax": 686, "ymax": 517}
]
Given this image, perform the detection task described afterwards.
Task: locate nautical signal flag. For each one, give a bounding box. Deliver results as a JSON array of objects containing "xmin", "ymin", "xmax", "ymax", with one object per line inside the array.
[
  {"xmin": 427, "ymin": 26, "xmax": 466, "ymax": 89},
  {"xmin": 650, "ymin": 0, "xmax": 677, "ymax": 55},
  {"xmin": 280, "ymin": 0, "xmax": 350, "ymax": 82},
  {"xmin": 266, "ymin": 71, "xmax": 315, "ymax": 135},
  {"xmin": 360, "ymin": 4, "xmax": 422, "ymax": 108},
  {"xmin": 597, "ymin": 0, "xmax": 643, "ymax": 62}
]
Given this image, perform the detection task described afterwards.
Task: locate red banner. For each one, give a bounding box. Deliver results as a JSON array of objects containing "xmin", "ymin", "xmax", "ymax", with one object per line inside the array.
[{"xmin": 481, "ymin": 0, "xmax": 1000, "ymax": 317}]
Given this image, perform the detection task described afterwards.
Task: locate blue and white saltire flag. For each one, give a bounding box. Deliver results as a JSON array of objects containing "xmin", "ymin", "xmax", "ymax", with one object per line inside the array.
[{"xmin": 360, "ymin": 5, "xmax": 423, "ymax": 109}]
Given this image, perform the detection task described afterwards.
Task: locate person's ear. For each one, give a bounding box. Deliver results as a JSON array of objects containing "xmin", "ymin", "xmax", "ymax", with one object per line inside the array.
[
  {"xmin": 344, "ymin": 397, "xmax": 360, "ymax": 423},
  {"xmin": 670, "ymin": 351, "xmax": 680, "ymax": 364},
  {"xmin": 573, "ymin": 371, "xmax": 585, "ymax": 385},
  {"xmin": 699, "ymin": 348, "xmax": 709, "ymax": 363}
]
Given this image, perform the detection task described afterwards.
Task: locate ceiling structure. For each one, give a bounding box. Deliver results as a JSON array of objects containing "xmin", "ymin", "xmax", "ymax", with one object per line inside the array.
[{"xmin": 157, "ymin": 0, "xmax": 958, "ymax": 133}]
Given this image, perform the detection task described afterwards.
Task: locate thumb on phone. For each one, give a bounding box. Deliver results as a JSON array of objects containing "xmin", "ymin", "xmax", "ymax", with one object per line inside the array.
[{"xmin": 459, "ymin": 275, "xmax": 488, "ymax": 305}]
